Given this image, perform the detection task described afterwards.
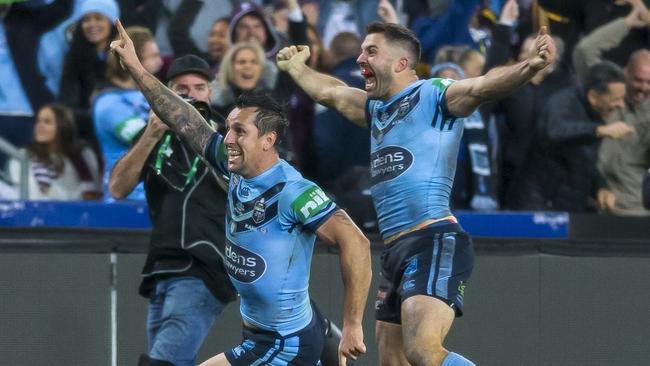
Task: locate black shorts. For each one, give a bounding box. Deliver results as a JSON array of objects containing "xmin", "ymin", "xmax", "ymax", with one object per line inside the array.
[
  {"xmin": 375, "ymin": 223, "xmax": 474, "ymax": 324},
  {"xmin": 225, "ymin": 304, "xmax": 326, "ymax": 365}
]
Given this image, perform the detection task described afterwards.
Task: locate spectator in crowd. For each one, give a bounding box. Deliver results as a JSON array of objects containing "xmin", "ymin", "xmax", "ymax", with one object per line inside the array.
[
  {"xmin": 93, "ymin": 26, "xmax": 162, "ymax": 200},
  {"xmin": 0, "ymin": 0, "xmax": 72, "ymax": 147},
  {"xmin": 39, "ymin": 0, "xmax": 109, "ymax": 97},
  {"xmin": 495, "ymin": 33, "xmax": 569, "ymax": 208},
  {"xmin": 287, "ymin": 23, "xmax": 329, "ymax": 176},
  {"xmin": 58, "ymin": 0, "xmax": 119, "ymax": 146},
  {"xmin": 431, "ymin": 61, "xmax": 499, "ymax": 211},
  {"xmin": 411, "ymin": 0, "xmax": 482, "ymax": 63},
  {"xmin": 109, "ymin": 54, "xmax": 236, "ymax": 366},
  {"xmin": 167, "ymin": 0, "xmax": 233, "ymax": 67},
  {"xmin": 210, "ymin": 42, "xmax": 292, "ymax": 123},
  {"xmin": 317, "ymin": 0, "xmax": 381, "ymax": 48},
  {"xmin": 510, "ymin": 62, "xmax": 633, "ymax": 212},
  {"xmin": 312, "ymin": 32, "xmax": 369, "ymax": 185},
  {"xmin": 7, "ymin": 103, "xmax": 101, "ymax": 200},
  {"xmin": 573, "ymin": 1, "xmax": 650, "ymax": 215},
  {"xmin": 539, "ymin": 0, "xmax": 650, "ymax": 67},
  {"xmin": 206, "ymin": 17, "xmax": 231, "ymax": 75},
  {"xmin": 597, "ymin": 50, "xmax": 650, "ymax": 216},
  {"xmin": 229, "ymin": 0, "xmax": 307, "ymax": 60}
]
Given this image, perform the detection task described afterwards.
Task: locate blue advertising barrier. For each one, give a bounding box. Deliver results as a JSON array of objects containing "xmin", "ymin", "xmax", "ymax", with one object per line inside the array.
[{"xmin": 0, "ymin": 200, "xmax": 569, "ymax": 238}]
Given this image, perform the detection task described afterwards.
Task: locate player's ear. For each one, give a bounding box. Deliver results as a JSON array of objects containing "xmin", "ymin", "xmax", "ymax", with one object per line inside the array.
[
  {"xmin": 395, "ymin": 57, "xmax": 409, "ymax": 73},
  {"xmin": 263, "ymin": 131, "xmax": 277, "ymax": 151}
]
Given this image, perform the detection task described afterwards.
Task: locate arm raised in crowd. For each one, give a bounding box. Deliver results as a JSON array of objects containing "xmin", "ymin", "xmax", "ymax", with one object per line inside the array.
[
  {"xmin": 277, "ymin": 45, "xmax": 368, "ymax": 128},
  {"xmin": 573, "ymin": 0, "xmax": 650, "ymax": 84},
  {"xmin": 446, "ymin": 27, "xmax": 556, "ymax": 117},
  {"xmin": 110, "ymin": 19, "xmax": 214, "ymax": 156}
]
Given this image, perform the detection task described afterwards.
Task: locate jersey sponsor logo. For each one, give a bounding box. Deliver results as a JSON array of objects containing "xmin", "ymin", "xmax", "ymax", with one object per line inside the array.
[
  {"xmin": 224, "ymin": 242, "xmax": 267, "ymax": 283},
  {"xmin": 290, "ymin": 186, "xmax": 331, "ymax": 223},
  {"xmin": 369, "ymin": 146, "xmax": 413, "ymax": 185}
]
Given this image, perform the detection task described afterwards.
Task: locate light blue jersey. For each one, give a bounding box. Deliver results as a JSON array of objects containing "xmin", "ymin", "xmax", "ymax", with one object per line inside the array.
[
  {"xmin": 204, "ymin": 138, "xmax": 337, "ymax": 335},
  {"xmin": 366, "ymin": 78, "xmax": 462, "ymax": 239},
  {"xmin": 93, "ymin": 88, "xmax": 149, "ymax": 201}
]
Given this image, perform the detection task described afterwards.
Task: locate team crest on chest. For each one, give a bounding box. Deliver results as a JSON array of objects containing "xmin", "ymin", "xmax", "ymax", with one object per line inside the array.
[
  {"xmin": 397, "ymin": 96, "xmax": 410, "ymax": 119},
  {"xmin": 252, "ymin": 198, "xmax": 266, "ymax": 224}
]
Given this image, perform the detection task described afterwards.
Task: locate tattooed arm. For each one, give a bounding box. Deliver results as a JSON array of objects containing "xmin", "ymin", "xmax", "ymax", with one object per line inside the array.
[
  {"xmin": 110, "ymin": 19, "xmax": 215, "ymax": 156},
  {"xmin": 316, "ymin": 210, "xmax": 372, "ymax": 364}
]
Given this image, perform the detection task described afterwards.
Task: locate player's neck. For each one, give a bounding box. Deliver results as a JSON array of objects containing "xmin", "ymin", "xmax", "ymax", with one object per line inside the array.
[
  {"xmin": 385, "ymin": 74, "xmax": 419, "ymax": 101},
  {"xmin": 243, "ymin": 155, "xmax": 281, "ymax": 180}
]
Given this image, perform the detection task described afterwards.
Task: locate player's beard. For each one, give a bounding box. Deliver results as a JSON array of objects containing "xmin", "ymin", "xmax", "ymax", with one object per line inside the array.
[{"xmin": 367, "ymin": 65, "xmax": 394, "ymax": 101}]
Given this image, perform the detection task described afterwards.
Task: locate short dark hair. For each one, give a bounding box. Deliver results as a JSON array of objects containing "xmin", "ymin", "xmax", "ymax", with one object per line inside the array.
[
  {"xmin": 366, "ymin": 22, "xmax": 421, "ymax": 68},
  {"xmin": 235, "ymin": 93, "xmax": 288, "ymax": 146},
  {"xmin": 584, "ymin": 61, "xmax": 625, "ymax": 95}
]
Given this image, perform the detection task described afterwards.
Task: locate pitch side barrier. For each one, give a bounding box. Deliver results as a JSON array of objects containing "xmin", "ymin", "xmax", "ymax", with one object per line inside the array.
[
  {"xmin": 0, "ymin": 200, "xmax": 648, "ymax": 256},
  {"xmin": 1, "ymin": 201, "xmax": 650, "ymax": 366}
]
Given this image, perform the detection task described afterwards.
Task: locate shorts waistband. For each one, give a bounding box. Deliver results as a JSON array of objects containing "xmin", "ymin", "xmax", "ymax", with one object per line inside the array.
[{"xmin": 383, "ymin": 216, "xmax": 459, "ymax": 244}]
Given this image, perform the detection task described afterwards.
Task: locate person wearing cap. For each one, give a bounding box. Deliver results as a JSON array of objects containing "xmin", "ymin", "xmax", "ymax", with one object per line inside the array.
[{"xmin": 109, "ymin": 53, "xmax": 236, "ymax": 366}]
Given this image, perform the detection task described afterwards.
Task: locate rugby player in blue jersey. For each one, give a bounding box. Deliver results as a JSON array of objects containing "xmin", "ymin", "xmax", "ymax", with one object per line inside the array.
[
  {"xmin": 110, "ymin": 19, "xmax": 372, "ymax": 366},
  {"xmin": 277, "ymin": 22, "xmax": 556, "ymax": 366}
]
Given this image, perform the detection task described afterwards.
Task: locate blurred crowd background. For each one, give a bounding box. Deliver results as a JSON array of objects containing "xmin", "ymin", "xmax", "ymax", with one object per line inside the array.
[{"xmin": 1, "ymin": 0, "xmax": 650, "ymax": 229}]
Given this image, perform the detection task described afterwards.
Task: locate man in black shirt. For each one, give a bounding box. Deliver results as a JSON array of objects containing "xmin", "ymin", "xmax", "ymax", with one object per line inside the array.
[{"xmin": 109, "ymin": 55, "xmax": 236, "ymax": 366}]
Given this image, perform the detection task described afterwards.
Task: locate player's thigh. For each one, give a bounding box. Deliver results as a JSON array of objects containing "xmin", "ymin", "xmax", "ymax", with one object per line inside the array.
[
  {"xmin": 199, "ymin": 353, "xmax": 231, "ymax": 366},
  {"xmin": 401, "ymin": 295, "xmax": 455, "ymax": 350}
]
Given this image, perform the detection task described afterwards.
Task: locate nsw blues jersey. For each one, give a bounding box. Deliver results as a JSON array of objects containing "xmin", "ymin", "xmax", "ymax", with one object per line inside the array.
[
  {"xmin": 366, "ymin": 78, "xmax": 462, "ymax": 239},
  {"xmin": 204, "ymin": 140, "xmax": 337, "ymax": 335},
  {"xmin": 93, "ymin": 88, "xmax": 150, "ymax": 200}
]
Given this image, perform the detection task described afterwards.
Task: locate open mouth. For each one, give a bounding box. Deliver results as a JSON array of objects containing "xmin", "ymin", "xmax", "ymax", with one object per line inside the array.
[
  {"xmin": 227, "ymin": 149, "xmax": 242, "ymax": 164},
  {"xmin": 361, "ymin": 67, "xmax": 376, "ymax": 91}
]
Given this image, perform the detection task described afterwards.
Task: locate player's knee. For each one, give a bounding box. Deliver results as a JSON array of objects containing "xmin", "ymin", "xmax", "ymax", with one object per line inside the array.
[{"xmin": 403, "ymin": 342, "xmax": 445, "ymax": 366}]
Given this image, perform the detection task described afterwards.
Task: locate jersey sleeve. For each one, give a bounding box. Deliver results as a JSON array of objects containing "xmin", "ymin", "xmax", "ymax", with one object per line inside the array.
[
  {"xmin": 93, "ymin": 94, "xmax": 147, "ymax": 145},
  {"xmin": 430, "ymin": 78, "xmax": 457, "ymax": 119},
  {"xmin": 203, "ymin": 132, "xmax": 229, "ymax": 176},
  {"xmin": 281, "ymin": 180, "xmax": 337, "ymax": 233}
]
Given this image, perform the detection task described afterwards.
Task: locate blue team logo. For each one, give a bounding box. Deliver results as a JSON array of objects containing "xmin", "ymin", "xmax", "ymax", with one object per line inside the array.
[
  {"xmin": 369, "ymin": 146, "xmax": 414, "ymax": 185},
  {"xmin": 252, "ymin": 198, "xmax": 266, "ymax": 224},
  {"xmin": 224, "ymin": 242, "xmax": 267, "ymax": 283}
]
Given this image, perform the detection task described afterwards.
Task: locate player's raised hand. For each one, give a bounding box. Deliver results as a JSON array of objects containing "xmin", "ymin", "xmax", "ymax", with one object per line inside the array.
[
  {"xmin": 109, "ymin": 19, "xmax": 141, "ymax": 73},
  {"xmin": 277, "ymin": 45, "xmax": 311, "ymax": 71},
  {"xmin": 528, "ymin": 26, "xmax": 556, "ymax": 72},
  {"xmin": 338, "ymin": 325, "xmax": 366, "ymax": 366}
]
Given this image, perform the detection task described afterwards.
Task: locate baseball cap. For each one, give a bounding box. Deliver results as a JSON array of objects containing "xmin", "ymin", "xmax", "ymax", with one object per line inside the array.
[{"xmin": 166, "ymin": 55, "xmax": 212, "ymax": 81}]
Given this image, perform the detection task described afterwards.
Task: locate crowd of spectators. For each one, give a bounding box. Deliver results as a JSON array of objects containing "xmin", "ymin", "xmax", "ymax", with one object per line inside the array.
[{"xmin": 2, "ymin": 0, "xmax": 650, "ymax": 220}]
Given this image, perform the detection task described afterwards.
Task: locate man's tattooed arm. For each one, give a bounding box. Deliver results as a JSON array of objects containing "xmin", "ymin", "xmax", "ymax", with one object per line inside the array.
[{"xmin": 130, "ymin": 68, "xmax": 215, "ymax": 156}]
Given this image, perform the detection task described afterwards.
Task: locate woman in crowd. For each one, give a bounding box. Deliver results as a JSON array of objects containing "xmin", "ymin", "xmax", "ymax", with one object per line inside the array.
[
  {"xmin": 8, "ymin": 104, "xmax": 101, "ymax": 200},
  {"xmin": 92, "ymin": 26, "xmax": 163, "ymax": 201},
  {"xmin": 58, "ymin": 0, "xmax": 119, "ymax": 144},
  {"xmin": 210, "ymin": 42, "xmax": 289, "ymax": 120}
]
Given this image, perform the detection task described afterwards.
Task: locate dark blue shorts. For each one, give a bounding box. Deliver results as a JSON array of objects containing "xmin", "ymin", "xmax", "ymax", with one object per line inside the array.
[
  {"xmin": 375, "ymin": 223, "xmax": 474, "ymax": 323},
  {"xmin": 225, "ymin": 305, "xmax": 326, "ymax": 365}
]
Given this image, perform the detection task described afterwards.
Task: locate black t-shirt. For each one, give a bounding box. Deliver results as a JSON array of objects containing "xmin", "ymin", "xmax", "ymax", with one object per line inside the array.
[{"xmin": 139, "ymin": 132, "xmax": 236, "ymax": 304}]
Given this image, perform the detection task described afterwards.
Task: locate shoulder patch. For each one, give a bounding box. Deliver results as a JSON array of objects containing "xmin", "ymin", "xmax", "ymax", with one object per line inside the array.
[
  {"xmin": 290, "ymin": 186, "xmax": 331, "ymax": 223},
  {"xmin": 431, "ymin": 78, "xmax": 455, "ymax": 92}
]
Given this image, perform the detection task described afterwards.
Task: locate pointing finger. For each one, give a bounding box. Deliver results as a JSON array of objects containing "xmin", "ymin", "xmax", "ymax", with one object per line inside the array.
[
  {"xmin": 115, "ymin": 18, "xmax": 128, "ymax": 40},
  {"xmin": 538, "ymin": 25, "xmax": 548, "ymax": 36}
]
